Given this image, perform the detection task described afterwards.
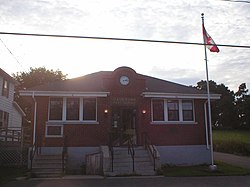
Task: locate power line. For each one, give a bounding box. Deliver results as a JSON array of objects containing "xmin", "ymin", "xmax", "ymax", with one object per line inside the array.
[
  {"xmin": 0, "ymin": 31, "xmax": 250, "ymax": 49},
  {"xmin": 0, "ymin": 37, "xmax": 25, "ymax": 71}
]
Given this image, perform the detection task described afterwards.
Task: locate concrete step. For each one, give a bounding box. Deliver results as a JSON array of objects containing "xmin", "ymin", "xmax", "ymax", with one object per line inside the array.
[
  {"xmin": 32, "ymin": 154, "xmax": 66, "ymax": 178},
  {"xmin": 107, "ymin": 146, "xmax": 155, "ymax": 176}
]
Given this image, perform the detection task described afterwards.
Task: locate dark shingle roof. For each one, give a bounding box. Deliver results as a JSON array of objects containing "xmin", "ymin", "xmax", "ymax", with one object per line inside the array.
[
  {"xmin": 142, "ymin": 74, "xmax": 207, "ymax": 94},
  {"xmin": 27, "ymin": 71, "xmax": 109, "ymax": 92},
  {"xmin": 25, "ymin": 69, "xmax": 206, "ymax": 95}
]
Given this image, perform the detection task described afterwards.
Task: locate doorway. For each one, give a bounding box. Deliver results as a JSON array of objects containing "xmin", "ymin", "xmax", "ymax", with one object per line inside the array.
[{"xmin": 111, "ymin": 107, "xmax": 136, "ymax": 146}]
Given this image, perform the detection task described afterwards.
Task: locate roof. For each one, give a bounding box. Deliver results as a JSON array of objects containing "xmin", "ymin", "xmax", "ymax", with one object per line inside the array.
[
  {"xmin": 0, "ymin": 68, "xmax": 19, "ymax": 85},
  {"xmin": 26, "ymin": 71, "xmax": 109, "ymax": 92},
  {"xmin": 20, "ymin": 67, "xmax": 220, "ymax": 99}
]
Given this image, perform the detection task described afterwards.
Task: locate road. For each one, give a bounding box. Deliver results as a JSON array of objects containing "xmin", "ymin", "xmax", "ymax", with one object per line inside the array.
[{"xmin": 4, "ymin": 176, "xmax": 250, "ymax": 187}]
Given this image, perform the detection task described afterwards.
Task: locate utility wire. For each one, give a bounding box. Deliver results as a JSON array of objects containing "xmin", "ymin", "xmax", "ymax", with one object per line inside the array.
[
  {"xmin": 0, "ymin": 37, "xmax": 25, "ymax": 71},
  {"xmin": 0, "ymin": 31, "xmax": 249, "ymax": 49}
]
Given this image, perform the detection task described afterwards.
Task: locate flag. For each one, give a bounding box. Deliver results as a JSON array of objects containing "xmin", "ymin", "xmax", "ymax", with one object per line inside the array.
[{"xmin": 202, "ymin": 25, "xmax": 219, "ymax": 53}]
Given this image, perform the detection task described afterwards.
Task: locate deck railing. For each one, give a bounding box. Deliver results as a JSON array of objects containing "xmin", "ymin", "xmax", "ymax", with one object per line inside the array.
[{"xmin": 0, "ymin": 127, "xmax": 22, "ymax": 143}]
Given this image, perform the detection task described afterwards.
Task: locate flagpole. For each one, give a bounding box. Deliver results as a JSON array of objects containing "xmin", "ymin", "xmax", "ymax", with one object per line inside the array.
[{"xmin": 201, "ymin": 13, "xmax": 217, "ymax": 170}]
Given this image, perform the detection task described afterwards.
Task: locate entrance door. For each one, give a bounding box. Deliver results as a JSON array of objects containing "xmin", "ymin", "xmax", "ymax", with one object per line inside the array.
[{"xmin": 111, "ymin": 107, "xmax": 136, "ymax": 145}]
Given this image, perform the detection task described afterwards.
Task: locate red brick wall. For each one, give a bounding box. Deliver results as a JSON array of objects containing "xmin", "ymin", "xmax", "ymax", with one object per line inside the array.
[
  {"xmin": 31, "ymin": 67, "xmax": 207, "ymax": 147},
  {"xmin": 138, "ymin": 99, "xmax": 206, "ymax": 145}
]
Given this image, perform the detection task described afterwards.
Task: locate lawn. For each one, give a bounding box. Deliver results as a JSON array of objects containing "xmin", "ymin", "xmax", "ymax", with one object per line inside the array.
[
  {"xmin": 159, "ymin": 161, "xmax": 250, "ymax": 177},
  {"xmin": 213, "ymin": 129, "xmax": 250, "ymax": 156}
]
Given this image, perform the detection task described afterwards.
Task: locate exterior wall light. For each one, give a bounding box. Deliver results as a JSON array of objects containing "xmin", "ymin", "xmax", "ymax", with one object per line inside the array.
[
  {"xmin": 142, "ymin": 110, "xmax": 146, "ymax": 114},
  {"xmin": 104, "ymin": 109, "xmax": 108, "ymax": 114}
]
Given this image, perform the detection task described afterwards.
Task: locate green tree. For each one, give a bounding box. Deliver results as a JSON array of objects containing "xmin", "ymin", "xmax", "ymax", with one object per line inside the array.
[
  {"xmin": 235, "ymin": 83, "xmax": 250, "ymax": 128},
  {"xmin": 13, "ymin": 67, "xmax": 67, "ymax": 122},
  {"xmin": 196, "ymin": 80, "xmax": 237, "ymax": 128}
]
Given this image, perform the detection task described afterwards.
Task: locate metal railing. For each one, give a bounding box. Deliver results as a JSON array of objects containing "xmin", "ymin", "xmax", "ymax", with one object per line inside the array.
[
  {"xmin": 128, "ymin": 135, "xmax": 135, "ymax": 172},
  {"xmin": 62, "ymin": 135, "xmax": 68, "ymax": 174},
  {"xmin": 143, "ymin": 133, "xmax": 157, "ymax": 171},
  {"xmin": 109, "ymin": 133, "xmax": 114, "ymax": 172},
  {"xmin": 29, "ymin": 134, "xmax": 41, "ymax": 171}
]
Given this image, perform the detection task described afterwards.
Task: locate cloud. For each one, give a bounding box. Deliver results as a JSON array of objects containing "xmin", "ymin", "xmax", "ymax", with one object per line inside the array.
[
  {"xmin": 0, "ymin": 0, "xmax": 249, "ymax": 93},
  {"xmin": 148, "ymin": 66, "xmax": 203, "ymax": 87}
]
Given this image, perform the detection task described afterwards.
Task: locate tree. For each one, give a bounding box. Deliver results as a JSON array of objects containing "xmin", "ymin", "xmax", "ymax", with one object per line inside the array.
[
  {"xmin": 13, "ymin": 67, "xmax": 67, "ymax": 121},
  {"xmin": 235, "ymin": 83, "xmax": 250, "ymax": 128},
  {"xmin": 196, "ymin": 80, "xmax": 237, "ymax": 128}
]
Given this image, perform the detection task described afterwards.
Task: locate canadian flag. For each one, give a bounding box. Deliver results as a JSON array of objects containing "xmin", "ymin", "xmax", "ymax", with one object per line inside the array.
[{"xmin": 202, "ymin": 25, "xmax": 219, "ymax": 53}]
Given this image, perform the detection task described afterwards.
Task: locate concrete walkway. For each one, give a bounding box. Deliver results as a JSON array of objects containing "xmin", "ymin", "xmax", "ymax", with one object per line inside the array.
[{"xmin": 214, "ymin": 152, "xmax": 250, "ymax": 169}]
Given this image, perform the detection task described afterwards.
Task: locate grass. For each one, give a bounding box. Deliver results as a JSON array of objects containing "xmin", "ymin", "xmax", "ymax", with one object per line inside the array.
[
  {"xmin": 159, "ymin": 161, "xmax": 250, "ymax": 177},
  {"xmin": 0, "ymin": 167, "xmax": 28, "ymax": 186},
  {"xmin": 213, "ymin": 129, "xmax": 250, "ymax": 156}
]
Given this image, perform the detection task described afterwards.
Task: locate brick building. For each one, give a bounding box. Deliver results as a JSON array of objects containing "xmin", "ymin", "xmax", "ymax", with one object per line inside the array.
[{"xmin": 20, "ymin": 66, "xmax": 220, "ymax": 174}]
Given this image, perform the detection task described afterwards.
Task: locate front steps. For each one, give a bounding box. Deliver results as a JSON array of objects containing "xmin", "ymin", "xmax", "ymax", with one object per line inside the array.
[
  {"xmin": 105, "ymin": 146, "xmax": 156, "ymax": 176},
  {"xmin": 31, "ymin": 154, "xmax": 66, "ymax": 178}
]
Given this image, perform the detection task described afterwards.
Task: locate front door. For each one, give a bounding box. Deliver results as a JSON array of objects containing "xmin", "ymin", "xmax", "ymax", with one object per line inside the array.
[{"xmin": 111, "ymin": 107, "xmax": 136, "ymax": 145}]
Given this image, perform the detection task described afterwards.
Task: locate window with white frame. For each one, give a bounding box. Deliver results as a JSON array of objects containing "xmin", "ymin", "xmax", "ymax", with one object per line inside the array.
[
  {"xmin": 167, "ymin": 100, "xmax": 179, "ymax": 121},
  {"xmin": 152, "ymin": 99, "xmax": 194, "ymax": 122},
  {"xmin": 0, "ymin": 110, "xmax": 9, "ymax": 128},
  {"xmin": 83, "ymin": 98, "xmax": 96, "ymax": 120},
  {"xmin": 182, "ymin": 100, "xmax": 194, "ymax": 121},
  {"xmin": 2, "ymin": 80, "xmax": 9, "ymax": 98},
  {"xmin": 49, "ymin": 98, "xmax": 63, "ymax": 120},
  {"xmin": 152, "ymin": 99, "xmax": 164, "ymax": 121},
  {"xmin": 66, "ymin": 98, "xmax": 80, "ymax": 120},
  {"xmin": 45, "ymin": 125, "xmax": 63, "ymax": 137},
  {"xmin": 48, "ymin": 97, "xmax": 97, "ymax": 122}
]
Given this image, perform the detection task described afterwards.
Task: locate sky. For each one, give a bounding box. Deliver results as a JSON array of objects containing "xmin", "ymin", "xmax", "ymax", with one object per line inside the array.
[{"xmin": 0, "ymin": 0, "xmax": 249, "ymax": 92}]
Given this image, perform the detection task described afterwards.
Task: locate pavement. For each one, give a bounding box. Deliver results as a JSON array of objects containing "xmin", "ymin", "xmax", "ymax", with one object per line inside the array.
[
  {"xmin": 3, "ymin": 152, "xmax": 250, "ymax": 187},
  {"xmin": 4, "ymin": 176, "xmax": 250, "ymax": 187},
  {"xmin": 214, "ymin": 152, "xmax": 250, "ymax": 169}
]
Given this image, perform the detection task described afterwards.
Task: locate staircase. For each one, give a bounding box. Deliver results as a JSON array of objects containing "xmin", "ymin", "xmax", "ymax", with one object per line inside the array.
[
  {"xmin": 105, "ymin": 146, "xmax": 155, "ymax": 176},
  {"xmin": 31, "ymin": 154, "xmax": 66, "ymax": 178}
]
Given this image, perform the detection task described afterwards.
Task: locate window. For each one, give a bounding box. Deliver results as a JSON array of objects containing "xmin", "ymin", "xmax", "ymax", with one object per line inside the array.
[
  {"xmin": 0, "ymin": 110, "xmax": 9, "ymax": 128},
  {"xmin": 48, "ymin": 97, "xmax": 97, "ymax": 122},
  {"xmin": 167, "ymin": 100, "xmax": 179, "ymax": 121},
  {"xmin": 66, "ymin": 98, "xmax": 80, "ymax": 120},
  {"xmin": 2, "ymin": 80, "xmax": 9, "ymax": 97},
  {"xmin": 83, "ymin": 98, "xmax": 96, "ymax": 121},
  {"xmin": 152, "ymin": 99, "xmax": 194, "ymax": 122},
  {"xmin": 45, "ymin": 125, "xmax": 63, "ymax": 137},
  {"xmin": 182, "ymin": 100, "xmax": 194, "ymax": 121},
  {"xmin": 49, "ymin": 98, "xmax": 63, "ymax": 120},
  {"xmin": 152, "ymin": 99, "xmax": 164, "ymax": 121}
]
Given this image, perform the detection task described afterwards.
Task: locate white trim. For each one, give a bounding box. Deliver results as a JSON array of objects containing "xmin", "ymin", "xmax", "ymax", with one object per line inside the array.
[
  {"xmin": 151, "ymin": 99, "xmax": 196, "ymax": 123},
  {"xmin": 20, "ymin": 91, "xmax": 109, "ymax": 97},
  {"xmin": 46, "ymin": 121, "xmax": 99, "ymax": 125},
  {"xmin": 151, "ymin": 121, "xmax": 198, "ymax": 125},
  {"xmin": 142, "ymin": 92, "xmax": 220, "ymax": 99},
  {"xmin": 48, "ymin": 97, "xmax": 98, "ymax": 123}
]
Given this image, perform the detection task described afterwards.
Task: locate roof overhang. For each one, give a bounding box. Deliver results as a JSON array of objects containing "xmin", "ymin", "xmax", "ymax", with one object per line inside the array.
[
  {"xmin": 20, "ymin": 91, "xmax": 110, "ymax": 97},
  {"xmin": 13, "ymin": 102, "xmax": 26, "ymax": 117},
  {"xmin": 142, "ymin": 92, "xmax": 221, "ymax": 99}
]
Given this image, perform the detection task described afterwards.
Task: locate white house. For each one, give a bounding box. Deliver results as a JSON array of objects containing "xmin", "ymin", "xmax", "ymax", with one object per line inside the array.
[{"xmin": 0, "ymin": 68, "xmax": 25, "ymax": 138}]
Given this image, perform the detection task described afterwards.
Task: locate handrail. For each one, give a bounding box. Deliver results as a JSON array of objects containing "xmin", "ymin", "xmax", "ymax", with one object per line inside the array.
[
  {"xmin": 143, "ymin": 133, "xmax": 157, "ymax": 171},
  {"xmin": 109, "ymin": 133, "xmax": 114, "ymax": 172},
  {"xmin": 62, "ymin": 135, "xmax": 68, "ymax": 174},
  {"xmin": 128, "ymin": 135, "xmax": 135, "ymax": 172},
  {"xmin": 29, "ymin": 134, "xmax": 42, "ymax": 171},
  {"xmin": 30, "ymin": 139, "xmax": 37, "ymax": 171}
]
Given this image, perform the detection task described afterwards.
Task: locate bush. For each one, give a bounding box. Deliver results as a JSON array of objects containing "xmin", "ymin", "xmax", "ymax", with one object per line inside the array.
[{"xmin": 213, "ymin": 140, "xmax": 250, "ymax": 156}]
